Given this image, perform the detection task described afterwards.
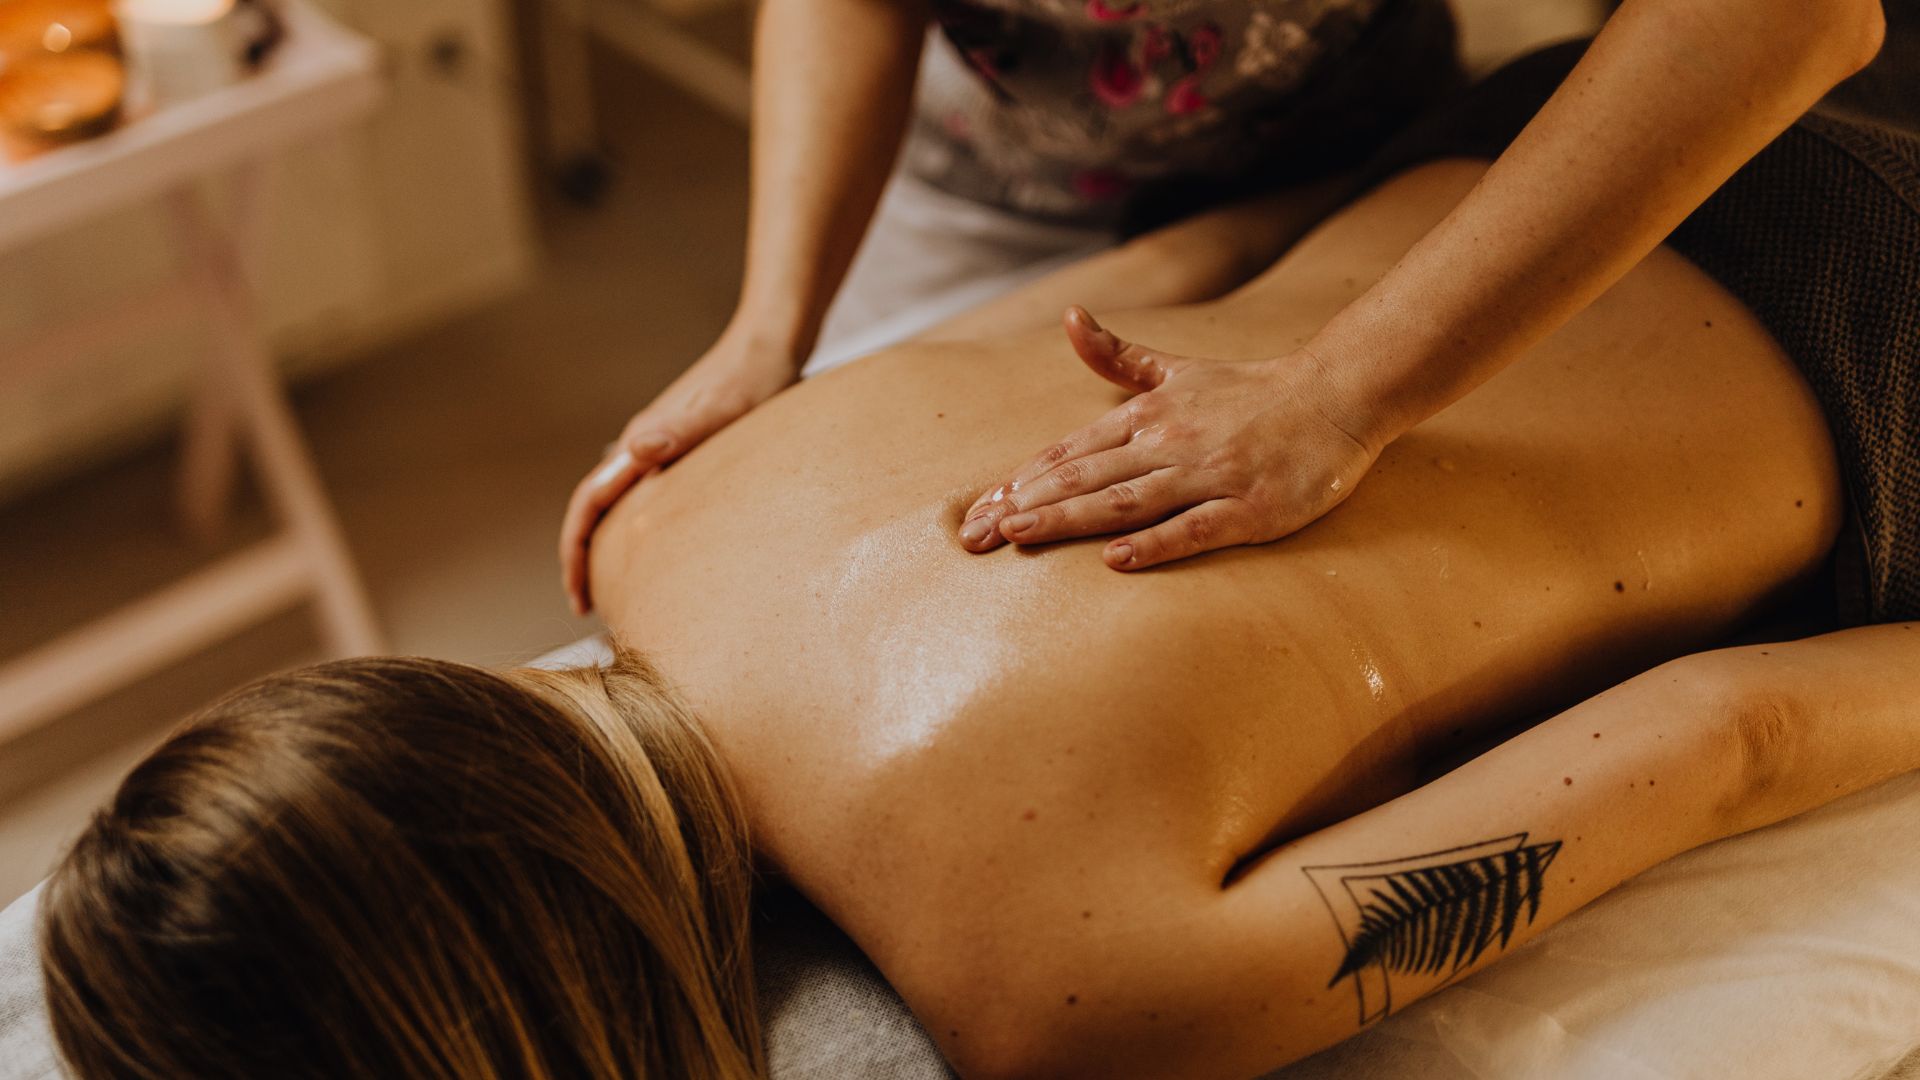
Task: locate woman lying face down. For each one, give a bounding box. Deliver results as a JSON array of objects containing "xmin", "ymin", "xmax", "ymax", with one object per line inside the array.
[{"xmin": 38, "ymin": 159, "xmax": 1920, "ymax": 1080}]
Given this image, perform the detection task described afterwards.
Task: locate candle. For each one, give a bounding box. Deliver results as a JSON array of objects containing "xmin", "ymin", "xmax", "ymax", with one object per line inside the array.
[{"xmin": 112, "ymin": 0, "xmax": 244, "ymax": 110}]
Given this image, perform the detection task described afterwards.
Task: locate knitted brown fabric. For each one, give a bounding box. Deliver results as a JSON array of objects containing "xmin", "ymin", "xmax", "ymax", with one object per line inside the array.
[{"xmin": 1364, "ymin": 39, "xmax": 1920, "ymax": 625}]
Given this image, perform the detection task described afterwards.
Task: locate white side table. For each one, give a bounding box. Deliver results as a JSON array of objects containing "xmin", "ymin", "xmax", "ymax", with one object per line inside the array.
[{"xmin": 0, "ymin": 0, "xmax": 386, "ymax": 741}]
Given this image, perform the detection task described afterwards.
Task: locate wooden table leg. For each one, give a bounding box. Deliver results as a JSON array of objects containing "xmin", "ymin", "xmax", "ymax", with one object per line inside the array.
[
  {"xmin": 165, "ymin": 172, "xmax": 384, "ymax": 657},
  {"xmin": 177, "ymin": 356, "xmax": 240, "ymax": 543}
]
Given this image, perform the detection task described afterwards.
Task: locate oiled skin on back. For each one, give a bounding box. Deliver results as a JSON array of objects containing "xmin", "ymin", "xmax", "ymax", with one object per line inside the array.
[{"xmin": 589, "ymin": 162, "xmax": 1840, "ymax": 1031}]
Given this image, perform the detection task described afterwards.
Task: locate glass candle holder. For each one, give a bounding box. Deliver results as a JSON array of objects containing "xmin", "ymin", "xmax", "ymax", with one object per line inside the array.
[{"xmin": 112, "ymin": 0, "xmax": 244, "ymax": 112}]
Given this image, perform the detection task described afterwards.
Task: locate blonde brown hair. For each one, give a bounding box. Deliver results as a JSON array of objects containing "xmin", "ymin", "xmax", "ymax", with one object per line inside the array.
[{"xmin": 39, "ymin": 651, "xmax": 764, "ymax": 1079}]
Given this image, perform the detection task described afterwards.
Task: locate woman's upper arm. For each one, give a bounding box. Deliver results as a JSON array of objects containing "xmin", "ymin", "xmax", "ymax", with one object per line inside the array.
[{"xmin": 921, "ymin": 627, "xmax": 1920, "ymax": 1079}]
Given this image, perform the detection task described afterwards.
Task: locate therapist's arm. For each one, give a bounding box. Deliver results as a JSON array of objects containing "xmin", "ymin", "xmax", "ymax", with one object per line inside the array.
[
  {"xmin": 959, "ymin": 0, "xmax": 1887, "ymax": 569},
  {"xmin": 732, "ymin": 0, "xmax": 928, "ymax": 366},
  {"xmin": 562, "ymin": 0, "xmax": 926, "ymax": 613},
  {"xmin": 1305, "ymin": 0, "xmax": 1886, "ymax": 442}
]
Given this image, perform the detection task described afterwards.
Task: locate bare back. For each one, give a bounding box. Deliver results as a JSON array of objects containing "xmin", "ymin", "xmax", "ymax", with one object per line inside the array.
[{"xmin": 589, "ymin": 161, "xmax": 1840, "ymax": 998}]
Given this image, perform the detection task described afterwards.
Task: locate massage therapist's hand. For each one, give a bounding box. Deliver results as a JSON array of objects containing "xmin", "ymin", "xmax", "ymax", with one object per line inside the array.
[
  {"xmin": 561, "ymin": 327, "xmax": 799, "ymax": 614},
  {"xmin": 960, "ymin": 307, "xmax": 1384, "ymax": 570}
]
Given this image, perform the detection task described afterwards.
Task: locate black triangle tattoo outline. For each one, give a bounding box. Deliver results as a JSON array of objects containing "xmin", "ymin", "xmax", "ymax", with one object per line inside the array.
[{"xmin": 1303, "ymin": 832, "xmax": 1563, "ymax": 1025}]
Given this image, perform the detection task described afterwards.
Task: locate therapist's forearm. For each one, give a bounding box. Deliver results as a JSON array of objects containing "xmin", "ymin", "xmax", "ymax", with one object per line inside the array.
[
  {"xmin": 1305, "ymin": 0, "xmax": 1885, "ymax": 446},
  {"xmin": 732, "ymin": 0, "xmax": 928, "ymax": 363}
]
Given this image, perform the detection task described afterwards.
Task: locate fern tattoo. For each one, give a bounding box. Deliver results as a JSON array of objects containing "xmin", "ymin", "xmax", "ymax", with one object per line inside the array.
[{"xmin": 1304, "ymin": 833, "xmax": 1562, "ymax": 1024}]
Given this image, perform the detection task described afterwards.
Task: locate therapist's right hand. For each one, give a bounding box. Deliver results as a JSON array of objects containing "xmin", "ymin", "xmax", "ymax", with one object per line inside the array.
[{"xmin": 560, "ymin": 328, "xmax": 800, "ymax": 615}]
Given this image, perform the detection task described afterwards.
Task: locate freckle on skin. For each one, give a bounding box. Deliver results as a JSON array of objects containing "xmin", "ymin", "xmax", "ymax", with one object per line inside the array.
[
  {"xmin": 1022, "ymin": 809, "xmax": 1037, "ymax": 821},
  {"xmin": 1563, "ymin": 777, "xmax": 1573, "ymax": 786},
  {"xmin": 1082, "ymin": 911, "xmax": 1092, "ymax": 920},
  {"xmin": 1704, "ymin": 320, "xmax": 1713, "ymax": 328},
  {"xmin": 1066, "ymin": 995, "xmax": 1078, "ymax": 1006},
  {"xmin": 1613, "ymin": 580, "xmax": 1625, "ymax": 592},
  {"xmin": 1473, "ymin": 620, "xmax": 1483, "ymax": 629},
  {"xmin": 1648, "ymin": 779, "xmax": 1655, "ymax": 786},
  {"xmin": 1593, "ymin": 732, "xmax": 1601, "ymax": 739}
]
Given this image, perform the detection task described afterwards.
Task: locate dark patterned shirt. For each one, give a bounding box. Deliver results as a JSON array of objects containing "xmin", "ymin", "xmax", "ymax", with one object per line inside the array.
[{"xmin": 907, "ymin": 0, "xmax": 1452, "ymax": 223}]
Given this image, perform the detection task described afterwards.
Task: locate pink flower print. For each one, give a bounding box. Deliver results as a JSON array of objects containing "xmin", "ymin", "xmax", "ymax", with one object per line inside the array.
[
  {"xmin": 1139, "ymin": 24, "xmax": 1173, "ymax": 66},
  {"xmin": 1187, "ymin": 23, "xmax": 1223, "ymax": 69},
  {"xmin": 1072, "ymin": 168, "xmax": 1132, "ymax": 201},
  {"xmin": 1091, "ymin": 45, "xmax": 1144, "ymax": 108},
  {"xmin": 1165, "ymin": 73, "xmax": 1208, "ymax": 115},
  {"xmin": 1085, "ymin": 0, "xmax": 1143, "ymax": 21}
]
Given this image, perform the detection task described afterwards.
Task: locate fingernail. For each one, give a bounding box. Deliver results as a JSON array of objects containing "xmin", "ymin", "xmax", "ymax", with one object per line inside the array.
[
  {"xmin": 590, "ymin": 449, "xmax": 635, "ymax": 487},
  {"xmin": 1109, "ymin": 543, "xmax": 1134, "ymax": 565},
  {"xmin": 961, "ymin": 517, "xmax": 992, "ymax": 545},
  {"xmin": 634, "ymin": 434, "xmax": 671, "ymax": 455},
  {"xmin": 1003, "ymin": 512, "xmax": 1037, "ymax": 536}
]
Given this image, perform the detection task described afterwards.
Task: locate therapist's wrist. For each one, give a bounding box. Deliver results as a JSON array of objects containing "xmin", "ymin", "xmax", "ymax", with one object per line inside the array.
[
  {"xmin": 1290, "ymin": 339, "xmax": 1409, "ymax": 460},
  {"xmin": 1299, "ymin": 309, "xmax": 1462, "ymax": 454},
  {"xmin": 730, "ymin": 280, "xmax": 837, "ymax": 365},
  {"xmin": 715, "ymin": 309, "xmax": 814, "ymax": 375}
]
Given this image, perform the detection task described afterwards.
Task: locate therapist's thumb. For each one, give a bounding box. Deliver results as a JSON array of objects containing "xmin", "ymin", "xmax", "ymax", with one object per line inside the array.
[{"xmin": 1064, "ymin": 306, "xmax": 1175, "ymax": 393}]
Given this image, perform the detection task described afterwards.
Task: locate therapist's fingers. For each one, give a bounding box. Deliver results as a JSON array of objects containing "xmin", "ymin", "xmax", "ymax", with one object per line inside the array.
[
  {"xmin": 963, "ymin": 406, "xmax": 1134, "ymax": 524},
  {"xmin": 997, "ymin": 467, "xmax": 1192, "ymax": 547},
  {"xmin": 559, "ymin": 448, "xmax": 645, "ymax": 615},
  {"xmin": 1104, "ymin": 497, "xmax": 1258, "ymax": 571},
  {"xmin": 961, "ymin": 443, "xmax": 1153, "ymax": 552},
  {"xmin": 1063, "ymin": 305, "xmax": 1181, "ymax": 393}
]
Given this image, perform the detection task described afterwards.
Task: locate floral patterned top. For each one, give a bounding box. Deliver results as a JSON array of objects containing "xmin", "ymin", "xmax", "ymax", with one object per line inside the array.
[{"xmin": 906, "ymin": 0, "xmax": 1458, "ymax": 224}]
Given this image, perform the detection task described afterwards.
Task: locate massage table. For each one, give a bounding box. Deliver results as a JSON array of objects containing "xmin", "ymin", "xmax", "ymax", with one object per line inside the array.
[{"xmin": 5, "ymin": 633, "xmax": 1916, "ymax": 1079}]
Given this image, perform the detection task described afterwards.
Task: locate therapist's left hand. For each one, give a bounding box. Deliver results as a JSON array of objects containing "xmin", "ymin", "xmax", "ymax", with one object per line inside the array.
[{"xmin": 959, "ymin": 306, "xmax": 1383, "ymax": 570}]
